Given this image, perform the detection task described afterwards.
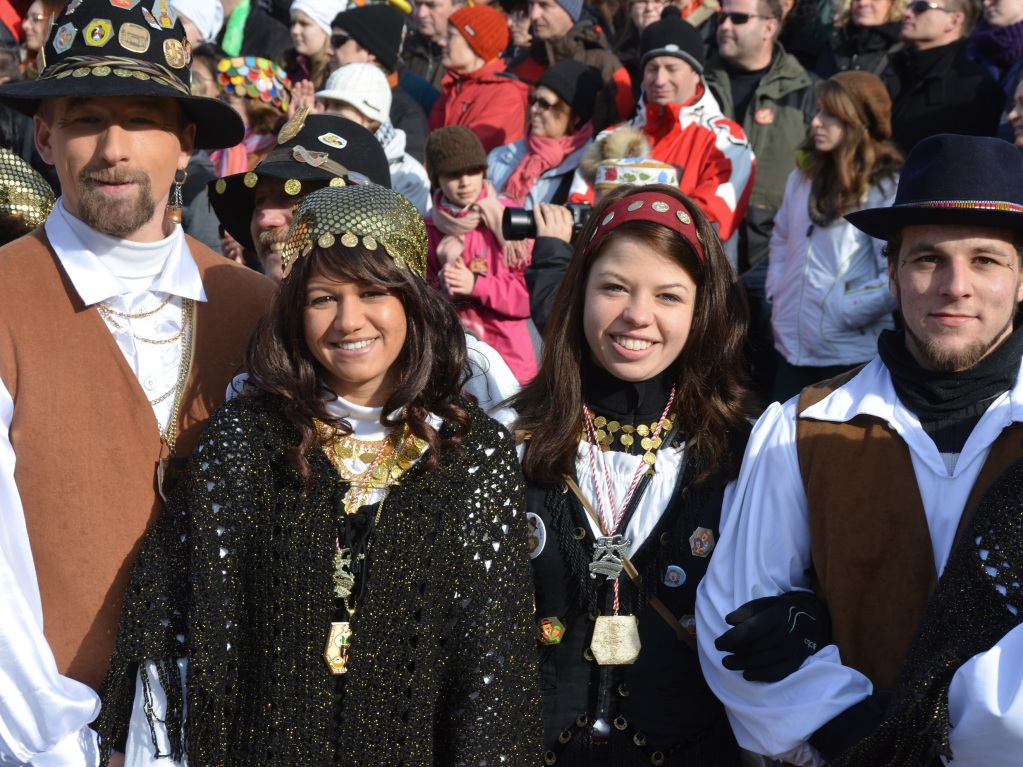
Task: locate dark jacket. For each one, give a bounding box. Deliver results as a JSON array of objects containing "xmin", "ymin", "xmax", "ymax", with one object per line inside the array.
[
  {"xmin": 510, "ymin": 17, "xmax": 633, "ymax": 132},
  {"xmin": 397, "ymin": 63, "xmax": 441, "ymax": 118},
  {"xmin": 815, "ymin": 22, "xmax": 901, "ymax": 78},
  {"xmin": 705, "ymin": 44, "xmax": 817, "ymax": 272},
  {"xmin": 218, "ymin": 6, "xmax": 292, "ymax": 61},
  {"xmin": 879, "ymin": 39, "xmax": 1004, "ymax": 154},
  {"xmin": 402, "ymin": 30, "xmax": 446, "ymax": 92},
  {"xmin": 390, "ymin": 86, "xmax": 429, "ymax": 164}
]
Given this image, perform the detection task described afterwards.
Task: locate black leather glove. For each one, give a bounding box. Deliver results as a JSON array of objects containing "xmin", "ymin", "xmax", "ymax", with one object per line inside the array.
[
  {"xmin": 714, "ymin": 590, "xmax": 832, "ymax": 682},
  {"xmin": 807, "ymin": 690, "xmax": 892, "ymax": 762}
]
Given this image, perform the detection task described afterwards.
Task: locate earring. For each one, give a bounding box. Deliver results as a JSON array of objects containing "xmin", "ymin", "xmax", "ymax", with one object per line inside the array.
[{"xmin": 165, "ymin": 169, "xmax": 188, "ymax": 224}]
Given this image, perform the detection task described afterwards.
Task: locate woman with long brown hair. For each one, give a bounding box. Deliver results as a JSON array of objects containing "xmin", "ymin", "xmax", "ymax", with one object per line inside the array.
[
  {"xmin": 767, "ymin": 71, "xmax": 903, "ymax": 402},
  {"xmin": 96, "ymin": 184, "xmax": 540, "ymax": 766},
  {"xmin": 513, "ymin": 183, "xmax": 760, "ymax": 765}
]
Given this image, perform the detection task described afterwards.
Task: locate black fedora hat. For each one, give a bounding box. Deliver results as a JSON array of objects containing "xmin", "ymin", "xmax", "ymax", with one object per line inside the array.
[
  {"xmin": 846, "ymin": 134, "xmax": 1023, "ymax": 240},
  {"xmin": 0, "ymin": 0, "xmax": 243, "ymax": 150},
  {"xmin": 209, "ymin": 110, "xmax": 392, "ymax": 252}
]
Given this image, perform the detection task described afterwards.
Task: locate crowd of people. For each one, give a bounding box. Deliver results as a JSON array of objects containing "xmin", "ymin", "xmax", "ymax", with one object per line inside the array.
[{"xmin": 2, "ymin": 0, "xmax": 1023, "ymax": 765}]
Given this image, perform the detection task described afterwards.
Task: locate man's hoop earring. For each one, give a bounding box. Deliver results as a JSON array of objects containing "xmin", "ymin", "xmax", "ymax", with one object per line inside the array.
[{"xmin": 166, "ymin": 169, "xmax": 188, "ymax": 224}]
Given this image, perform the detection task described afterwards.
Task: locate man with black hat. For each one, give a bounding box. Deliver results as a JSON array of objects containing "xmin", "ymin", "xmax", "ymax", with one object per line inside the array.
[
  {"xmin": 331, "ymin": 2, "xmax": 434, "ymax": 162},
  {"xmin": 209, "ymin": 109, "xmax": 392, "ymax": 283},
  {"xmin": 0, "ymin": 1, "xmax": 273, "ymax": 764},
  {"xmin": 592, "ymin": 6, "xmax": 753, "ymax": 264},
  {"xmin": 698, "ymin": 134, "xmax": 1023, "ymax": 766}
]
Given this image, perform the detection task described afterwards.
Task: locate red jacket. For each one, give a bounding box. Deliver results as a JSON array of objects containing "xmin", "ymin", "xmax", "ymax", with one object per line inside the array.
[{"xmin": 428, "ymin": 60, "xmax": 529, "ymax": 154}]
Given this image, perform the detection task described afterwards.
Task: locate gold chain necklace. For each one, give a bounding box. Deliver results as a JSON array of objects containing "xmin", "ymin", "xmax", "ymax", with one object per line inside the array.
[
  {"xmin": 159, "ymin": 298, "xmax": 195, "ymax": 455},
  {"xmin": 98, "ymin": 292, "xmax": 173, "ymax": 318},
  {"xmin": 578, "ymin": 415, "xmax": 675, "ymax": 466},
  {"xmin": 97, "ymin": 302, "xmax": 186, "ymax": 345}
]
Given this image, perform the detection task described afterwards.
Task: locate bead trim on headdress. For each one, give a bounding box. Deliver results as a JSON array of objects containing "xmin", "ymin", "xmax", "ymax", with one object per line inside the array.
[
  {"xmin": 40, "ymin": 54, "xmax": 189, "ymax": 94},
  {"xmin": 585, "ymin": 190, "xmax": 706, "ymax": 265},
  {"xmin": 281, "ymin": 184, "xmax": 428, "ymax": 279}
]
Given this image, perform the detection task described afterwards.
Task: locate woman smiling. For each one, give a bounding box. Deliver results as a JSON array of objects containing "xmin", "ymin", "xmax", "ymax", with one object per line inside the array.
[{"xmin": 96, "ymin": 184, "xmax": 540, "ymax": 766}]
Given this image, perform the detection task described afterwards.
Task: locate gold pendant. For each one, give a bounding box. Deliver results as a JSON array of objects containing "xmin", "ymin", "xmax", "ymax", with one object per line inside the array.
[
  {"xmin": 324, "ymin": 621, "xmax": 352, "ymax": 675},
  {"xmin": 589, "ymin": 614, "xmax": 641, "ymax": 665}
]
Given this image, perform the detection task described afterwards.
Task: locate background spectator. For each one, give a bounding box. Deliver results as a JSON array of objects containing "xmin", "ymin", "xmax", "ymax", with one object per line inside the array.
[
  {"xmin": 488, "ymin": 60, "xmax": 602, "ymax": 207},
  {"xmin": 170, "ymin": 0, "xmax": 225, "ymax": 50},
  {"xmin": 316, "ymin": 63, "xmax": 431, "ymax": 215},
  {"xmin": 429, "ymin": 4, "xmax": 529, "ymax": 152},
  {"xmin": 1007, "ymin": 66, "xmax": 1023, "ymax": 145},
  {"xmin": 816, "ymin": 0, "xmax": 907, "ymax": 76},
  {"xmin": 512, "ymin": 0, "xmax": 634, "ymax": 129},
  {"xmin": 210, "ymin": 56, "xmax": 291, "ymax": 176},
  {"xmin": 767, "ymin": 71, "xmax": 901, "ymax": 401},
  {"xmin": 281, "ymin": 0, "xmax": 346, "ymax": 89},
  {"xmin": 18, "ymin": 0, "xmax": 58, "ymax": 80},
  {"xmin": 425, "ymin": 126, "xmax": 537, "ymax": 383},
  {"xmin": 879, "ymin": 0, "xmax": 1003, "ymax": 151},
  {"xmin": 969, "ymin": 0, "xmax": 1023, "ymax": 139},
  {"xmin": 218, "ymin": 0, "xmax": 292, "ymax": 59},
  {"xmin": 407, "ymin": 0, "xmax": 465, "ymax": 89},
  {"xmin": 332, "ymin": 3, "xmax": 433, "ymax": 161}
]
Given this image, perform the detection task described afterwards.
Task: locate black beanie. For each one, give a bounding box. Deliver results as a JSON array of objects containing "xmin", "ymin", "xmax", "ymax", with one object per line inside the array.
[
  {"xmin": 640, "ymin": 6, "xmax": 706, "ymax": 74},
  {"xmin": 537, "ymin": 61, "xmax": 604, "ymax": 125},
  {"xmin": 333, "ymin": 4, "xmax": 404, "ymax": 73}
]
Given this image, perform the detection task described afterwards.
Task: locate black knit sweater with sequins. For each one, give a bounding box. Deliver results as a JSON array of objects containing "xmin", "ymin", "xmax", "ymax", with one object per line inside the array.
[{"xmin": 95, "ymin": 395, "xmax": 542, "ymax": 766}]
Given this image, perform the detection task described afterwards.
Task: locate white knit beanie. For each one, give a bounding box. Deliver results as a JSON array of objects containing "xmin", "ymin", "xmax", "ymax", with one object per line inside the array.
[
  {"xmin": 315, "ymin": 63, "xmax": 393, "ymax": 125},
  {"xmin": 290, "ymin": 0, "xmax": 350, "ymax": 37},
  {"xmin": 171, "ymin": 0, "xmax": 225, "ymax": 42}
]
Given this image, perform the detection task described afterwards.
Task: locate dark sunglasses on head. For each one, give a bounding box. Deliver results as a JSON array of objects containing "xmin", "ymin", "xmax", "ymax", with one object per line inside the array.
[
  {"xmin": 716, "ymin": 10, "xmax": 773, "ymax": 24},
  {"xmin": 905, "ymin": 0, "xmax": 955, "ymax": 13},
  {"xmin": 331, "ymin": 31, "xmax": 351, "ymax": 48}
]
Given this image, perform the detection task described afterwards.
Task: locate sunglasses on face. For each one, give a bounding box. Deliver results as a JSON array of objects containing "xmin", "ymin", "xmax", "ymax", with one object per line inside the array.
[
  {"xmin": 716, "ymin": 10, "xmax": 773, "ymax": 24},
  {"xmin": 905, "ymin": 0, "xmax": 955, "ymax": 12},
  {"xmin": 530, "ymin": 95, "xmax": 561, "ymax": 111},
  {"xmin": 331, "ymin": 31, "xmax": 350, "ymax": 48}
]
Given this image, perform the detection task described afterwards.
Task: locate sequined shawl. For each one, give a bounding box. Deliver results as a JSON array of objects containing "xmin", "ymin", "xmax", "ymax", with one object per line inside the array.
[
  {"xmin": 95, "ymin": 395, "xmax": 541, "ymax": 766},
  {"xmin": 833, "ymin": 454, "xmax": 1023, "ymax": 766}
]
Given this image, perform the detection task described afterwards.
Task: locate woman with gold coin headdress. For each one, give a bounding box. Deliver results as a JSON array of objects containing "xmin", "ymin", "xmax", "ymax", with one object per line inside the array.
[{"xmin": 96, "ymin": 184, "xmax": 541, "ymax": 766}]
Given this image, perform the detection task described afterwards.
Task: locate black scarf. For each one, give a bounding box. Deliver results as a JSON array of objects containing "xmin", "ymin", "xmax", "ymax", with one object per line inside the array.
[
  {"xmin": 580, "ymin": 356, "xmax": 675, "ymax": 424},
  {"xmin": 877, "ymin": 328, "xmax": 1023, "ymax": 419}
]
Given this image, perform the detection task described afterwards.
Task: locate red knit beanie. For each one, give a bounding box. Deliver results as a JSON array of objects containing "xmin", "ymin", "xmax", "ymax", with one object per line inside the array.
[{"xmin": 448, "ymin": 5, "xmax": 509, "ymax": 63}]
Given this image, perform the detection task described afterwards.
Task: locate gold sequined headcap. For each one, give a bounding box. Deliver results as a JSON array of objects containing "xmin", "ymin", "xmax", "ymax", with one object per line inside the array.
[
  {"xmin": 281, "ymin": 184, "xmax": 427, "ymax": 279},
  {"xmin": 0, "ymin": 149, "xmax": 55, "ymax": 236}
]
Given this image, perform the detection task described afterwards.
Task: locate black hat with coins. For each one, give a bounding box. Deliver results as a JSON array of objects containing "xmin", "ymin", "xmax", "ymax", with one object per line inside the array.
[
  {"xmin": 209, "ymin": 109, "xmax": 392, "ymax": 253},
  {"xmin": 0, "ymin": 0, "xmax": 243, "ymax": 150}
]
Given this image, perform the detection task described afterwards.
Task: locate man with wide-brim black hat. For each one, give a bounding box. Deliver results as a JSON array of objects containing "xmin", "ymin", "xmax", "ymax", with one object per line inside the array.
[
  {"xmin": 208, "ymin": 109, "xmax": 391, "ymax": 283},
  {"xmin": 695, "ymin": 133, "xmax": 1023, "ymax": 766},
  {"xmin": 0, "ymin": 2, "xmax": 273, "ymax": 764}
]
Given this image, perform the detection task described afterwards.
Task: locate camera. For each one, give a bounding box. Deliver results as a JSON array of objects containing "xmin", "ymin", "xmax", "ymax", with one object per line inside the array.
[{"xmin": 502, "ymin": 202, "xmax": 593, "ymax": 241}]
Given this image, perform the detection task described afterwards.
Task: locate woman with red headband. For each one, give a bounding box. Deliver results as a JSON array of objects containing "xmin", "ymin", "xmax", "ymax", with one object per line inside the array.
[{"xmin": 511, "ymin": 184, "xmax": 789, "ymax": 765}]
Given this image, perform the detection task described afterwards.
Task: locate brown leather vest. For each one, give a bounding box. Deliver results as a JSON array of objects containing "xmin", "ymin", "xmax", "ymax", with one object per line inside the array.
[
  {"xmin": 796, "ymin": 368, "xmax": 1023, "ymax": 688},
  {"xmin": 0, "ymin": 229, "xmax": 273, "ymax": 691}
]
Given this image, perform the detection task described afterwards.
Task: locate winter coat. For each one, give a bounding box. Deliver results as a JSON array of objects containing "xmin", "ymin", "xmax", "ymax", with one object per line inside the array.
[
  {"xmin": 377, "ymin": 122, "xmax": 431, "ymax": 216},
  {"xmin": 815, "ymin": 22, "xmax": 901, "ymax": 78},
  {"xmin": 402, "ymin": 30, "xmax": 446, "ymax": 92},
  {"xmin": 705, "ymin": 44, "xmax": 817, "ymax": 272},
  {"xmin": 766, "ymin": 168, "xmax": 898, "ymax": 367},
  {"xmin": 487, "ymin": 137, "xmax": 588, "ymax": 209},
  {"xmin": 509, "ymin": 17, "xmax": 633, "ymax": 131},
  {"xmin": 624, "ymin": 85, "xmax": 754, "ymax": 248},
  {"xmin": 879, "ymin": 39, "xmax": 1004, "ymax": 154},
  {"xmin": 428, "ymin": 60, "xmax": 530, "ymax": 154},
  {"xmin": 426, "ymin": 201, "xmax": 537, "ymax": 384}
]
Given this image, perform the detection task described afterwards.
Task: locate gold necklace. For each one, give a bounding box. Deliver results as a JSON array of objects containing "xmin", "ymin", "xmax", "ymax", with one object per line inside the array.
[
  {"xmin": 578, "ymin": 414, "xmax": 675, "ymax": 465},
  {"xmin": 97, "ymin": 302, "xmax": 186, "ymax": 345},
  {"xmin": 98, "ymin": 292, "xmax": 173, "ymax": 318},
  {"xmin": 315, "ymin": 420, "xmax": 428, "ymax": 514}
]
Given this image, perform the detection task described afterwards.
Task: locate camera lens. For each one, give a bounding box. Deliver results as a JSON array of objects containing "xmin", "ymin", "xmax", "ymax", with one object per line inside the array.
[{"xmin": 502, "ymin": 207, "xmax": 538, "ymax": 241}]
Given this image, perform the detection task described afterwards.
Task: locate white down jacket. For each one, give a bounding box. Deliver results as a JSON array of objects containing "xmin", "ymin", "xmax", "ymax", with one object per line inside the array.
[{"xmin": 766, "ymin": 168, "xmax": 898, "ymax": 367}]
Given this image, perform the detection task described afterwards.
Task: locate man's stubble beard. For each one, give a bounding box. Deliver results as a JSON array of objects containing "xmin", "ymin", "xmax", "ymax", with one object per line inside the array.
[{"xmin": 76, "ymin": 168, "xmax": 158, "ymax": 238}]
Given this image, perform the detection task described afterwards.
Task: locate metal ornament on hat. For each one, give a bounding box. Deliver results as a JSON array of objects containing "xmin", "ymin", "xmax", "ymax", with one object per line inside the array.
[
  {"xmin": 584, "ymin": 190, "xmax": 706, "ymax": 266},
  {"xmin": 279, "ymin": 185, "xmax": 428, "ymax": 279}
]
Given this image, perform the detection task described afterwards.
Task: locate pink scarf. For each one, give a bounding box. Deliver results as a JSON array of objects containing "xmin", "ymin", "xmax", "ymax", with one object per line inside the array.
[
  {"xmin": 501, "ymin": 122, "xmax": 594, "ymax": 206},
  {"xmin": 210, "ymin": 127, "xmax": 278, "ymax": 177},
  {"xmin": 431, "ymin": 181, "xmax": 532, "ymax": 270}
]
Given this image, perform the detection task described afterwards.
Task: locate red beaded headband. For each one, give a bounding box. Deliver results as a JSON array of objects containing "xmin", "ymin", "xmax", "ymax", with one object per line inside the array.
[{"xmin": 584, "ymin": 191, "xmax": 706, "ymax": 266}]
